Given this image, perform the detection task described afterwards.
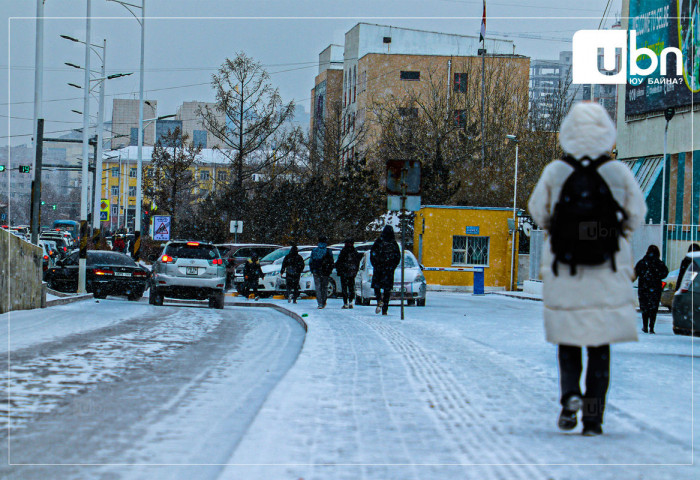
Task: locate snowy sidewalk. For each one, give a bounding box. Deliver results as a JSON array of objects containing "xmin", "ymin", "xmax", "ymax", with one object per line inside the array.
[{"xmin": 223, "ymin": 293, "xmax": 697, "ymax": 480}]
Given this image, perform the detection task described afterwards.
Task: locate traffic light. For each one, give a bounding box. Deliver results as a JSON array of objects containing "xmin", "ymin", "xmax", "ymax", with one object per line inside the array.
[
  {"xmin": 18, "ymin": 165, "xmax": 31, "ymax": 173},
  {"xmin": 41, "ymin": 201, "xmax": 45, "ymax": 205},
  {"xmin": 0, "ymin": 165, "xmax": 5, "ymax": 172},
  {"xmin": 52, "ymin": 204, "xmax": 57, "ymax": 210}
]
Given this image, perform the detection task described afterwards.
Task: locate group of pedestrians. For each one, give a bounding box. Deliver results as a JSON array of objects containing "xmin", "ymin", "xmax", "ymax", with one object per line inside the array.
[{"xmin": 277, "ymin": 226, "xmax": 402, "ymax": 314}]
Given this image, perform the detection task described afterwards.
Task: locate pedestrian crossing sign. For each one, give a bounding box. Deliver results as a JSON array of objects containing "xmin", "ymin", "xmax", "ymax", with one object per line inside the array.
[
  {"xmin": 100, "ymin": 199, "xmax": 110, "ymax": 221},
  {"xmin": 153, "ymin": 215, "xmax": 171, "ymax": 241}
]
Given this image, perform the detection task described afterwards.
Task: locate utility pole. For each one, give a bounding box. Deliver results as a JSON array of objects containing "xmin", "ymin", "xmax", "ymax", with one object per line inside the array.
[
  {"xmin": 78, "ymin": 0, "xmax": 92, "ymax": 294},
  {"xmin": 92, "ymin": 38, "xmax": 107, "ymax": 240},
  {"xmin": 660, "ymin": 107, "xmax": 674, "ymax": 257},
  {"xmin": 32, "ymin": 0, "xmax": 44, "ymax": 154},
  {"xmin": 479, "ymin": 48, "xmax": 486, "ymax": 169},
  {"xmin": 134, "ymin": 0, "xmax": 146, "ymax": 260},
  {"xmin": 30, "ymin": 119, "xmax": 44, "ymax": 244}
]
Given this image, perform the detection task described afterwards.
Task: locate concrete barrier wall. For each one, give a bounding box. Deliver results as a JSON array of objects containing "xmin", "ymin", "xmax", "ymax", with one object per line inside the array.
[{"xmin": 0, "ymin": 229, "xmax": 43, "ymax": 314}]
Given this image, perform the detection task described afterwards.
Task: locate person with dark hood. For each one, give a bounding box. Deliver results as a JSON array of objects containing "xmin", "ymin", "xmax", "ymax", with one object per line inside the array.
[
  {"xmin": 675, "ymin": 243, "xmax": 700, "ymax": 292},
  {"xmin": 242, "ymin": 252, "xmax": 264, "ymax": 300},
  {"xmin": 634, "ymin": 245, "xmax": 669, "ymax": 334},
  {"xmin": 309, "ymin": 236, "xmax": 335, "ymax": 309},
  {"xmin": 335, "ymin": 238, "xmax": 362, "ymax": 309},
  {"xmin": 370, "ymin": 225, "xmax": 401, "ymax": 315},
  {"xmin": 281, "ymin": 244, "xmax": 305, "ymax": 304}
]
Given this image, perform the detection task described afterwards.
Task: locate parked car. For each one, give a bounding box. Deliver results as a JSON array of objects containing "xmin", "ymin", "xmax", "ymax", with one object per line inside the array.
[
  {"xmin": 660, "ymin": 268, "xmax": 679, "ymax": 311},
  {"xmin": 233, "ymin": 245, "xmax": 315, "ymax": 293},
  {"xmin": 38, "ymin": 240, "xmax": 55, "ymax": 275},
  {"xmin": 354, "ymin": 249, "xmax": 427, "ymax": 306},
  {"xmin": 149, "ymin": 240, "xmax": 226, "ymax": 309},
  {"xmin": 40, "ymin": 234, "xmax": 72, "ymax": 258},
  {"xmin": 277, "ymin": 249, "xmax": 342, "ymax": 298},
  {"xmin": 215, "ymin": 243, "xmax": 281, "ymax": 288},
  {"xmin": 672, "ymin": 253, "xmax": 700, "ymax": 336},
  {"xmin": 44, "ymin": 250, "xmax": 149, "ymax": 300}
]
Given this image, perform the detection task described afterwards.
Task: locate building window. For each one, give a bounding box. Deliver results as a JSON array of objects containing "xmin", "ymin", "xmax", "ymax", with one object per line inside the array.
[
  {"xmin": 111, "ymin": 166, "xmax": 119, "ymax": 177},
  {"xmin": 128, "ymin": 186, "xmax": 136, "ymax": 197},
  {"xmin": 200, "ymin": 170, "xmax": 210, "ymax": 181},
  {"xmin": 454, "ymin": 73, "xmax": 468, "ymax": 93},
  {"xmin": 400, "ymin": 71, "xmax": 420, "ymax": 81},
  {"xmin": 130, "ymin": 127, "xmax": 139, "ymax": 146},
  {"xmin": 193, "ymin": 130, "xmax": 207, "ymax": 148},
  {"xmin": 218, "ymin": 171, "xmax": 227, "ymax": 181},
  {"xmin": 111, "ymin": 205, "xmax": 118, "ymax": 216},
  {"xmin": 111, "ymin": 186, "xmax": 119, "ymax": 196},
  {"xmin": 398, "ymin": 107, "xmax": 418, "ymax": 118},
  {"xmin": 452, "ymin": 235, "xmax": 490, "ymax": 266},
  {"xmin": 454, "ymin": 109, "xmax": 468, "ymax": 128},
  {"xmin": 129, "ymin": 168, "xmax": 137, "ymax": 178}
]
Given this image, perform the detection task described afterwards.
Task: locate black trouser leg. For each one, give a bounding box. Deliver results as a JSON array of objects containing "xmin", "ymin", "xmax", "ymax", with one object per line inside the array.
[
  {"xmin": 648, "ymin": 309, "xmax": 658, "ymax": 332},
  {"xmin": 582, "ymin": 345, "xmax": 610, "ymax": 424},
  {"xmin": 374, "ymin": 288, "xmax": 382, "ymax": 305},
  {"xmin": 641, "ymin": 312, "xmax": 649, "ymax": 332},
  {"xmin": 382, "ymin": 288, "xmax": 391, "ymax": 313},
  {"xmin": 341, "ymin": 276, "xmax": 354, "ymax": 303},
  {"xmin": 558, "ymin": 345, "xmax": 583, "ymax": 406},
  {"xmin": 292, "ymin": 278, "xmax": 300, "ymax": 300}
]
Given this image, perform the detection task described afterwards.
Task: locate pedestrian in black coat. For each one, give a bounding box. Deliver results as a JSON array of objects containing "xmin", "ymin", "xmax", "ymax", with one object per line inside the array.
[
  {"xmin": 309, "ymin": 236, "xmax": 335, "ymax": 309},
  {"xmin": 335, "ymin": 238, "xmax": 361, "ymax": 308},
  {"xmin": 242, "ymin": 253, "xmax": 264, "ymax": 300},
  {"xmin": 281, "ymin": 245, "xmax": 305, "ymax": 303},
  {"xmin": 635, "ymin": 245, "xmax": 669, "ymax": 334},
  {"xmin": 370, "ymin": 226, "xmax": 401, "ymax": 315},
  {"xmin": 675, "ymin": 243, "xmax": 700, "ymax": 292}
]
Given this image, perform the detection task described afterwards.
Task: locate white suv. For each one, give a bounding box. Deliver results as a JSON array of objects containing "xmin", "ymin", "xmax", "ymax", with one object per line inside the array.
[{"xmin": 149, "ymin": 241, "xmax": 227, "ymax": 309}]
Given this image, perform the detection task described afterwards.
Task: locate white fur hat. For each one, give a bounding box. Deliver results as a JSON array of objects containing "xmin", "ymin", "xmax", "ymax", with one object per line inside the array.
[{"xmin": 559, "ymin": 102, "xmax": 616, "ymax": 160}]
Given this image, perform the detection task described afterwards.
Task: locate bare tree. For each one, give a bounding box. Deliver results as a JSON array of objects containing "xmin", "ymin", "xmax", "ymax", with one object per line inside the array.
[
  {"xmin": 146, "ymin": 127, "xmax": 201, "ymax": 237},
  {"xmin": 200, "ymin": 53, "xmax": 301, "ymax": 196}
]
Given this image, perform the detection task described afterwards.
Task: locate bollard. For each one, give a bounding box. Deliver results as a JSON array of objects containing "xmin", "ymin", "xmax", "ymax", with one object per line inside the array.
[{"xmin": 473, "ymin": 267, "xmax": 485, "ymax": 295}]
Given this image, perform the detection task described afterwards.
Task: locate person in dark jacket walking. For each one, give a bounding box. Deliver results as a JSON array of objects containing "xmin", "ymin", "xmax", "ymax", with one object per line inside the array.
[
  {"xmin": 675, "ymin": 243, "xmax": 700, "ymax": 292},
  {"xmin": 370, "ymin": 226, "xmax": 401, "ymax": 315},
  {"xmin": 335, "ymin": 238, "xmax": 361, "ymax": 309},
  {"xmin": 309, "ymin": 237, "xmax": 335, "ymax": 309},
  {"xmin": 635, "ymin": 245, "xmax": 669, "ymax": 334},
  {"xmin": 242, "ymin": 252, "xmax": 264, "ymax": 300},
  {"xmin": 281, "ymin": 244, "xmax": 305, "ymax": 304}
]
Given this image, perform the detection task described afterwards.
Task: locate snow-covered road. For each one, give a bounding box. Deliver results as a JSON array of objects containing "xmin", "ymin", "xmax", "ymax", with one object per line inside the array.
[{"xmin": 1, "ymin": 293, "xmax": 697, "ymax": 480}]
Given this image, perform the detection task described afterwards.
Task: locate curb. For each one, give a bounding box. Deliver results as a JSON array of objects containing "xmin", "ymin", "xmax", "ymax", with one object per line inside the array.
[
  {"xmin": 490, "ymin": 292, "xmax": 543, "ymax": 302},
  {"xmin": 46, "ymin": 293, "xmax": 94, "ymax": 307},
  {"xmin": 228, "ymin": 301, "xmax": 308, "ymax": 332}
]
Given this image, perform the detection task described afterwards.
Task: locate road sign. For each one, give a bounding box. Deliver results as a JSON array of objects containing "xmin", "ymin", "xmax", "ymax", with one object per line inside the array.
[
  {"xmin": 100, "ymin": 199, "xmax": 110, "ymax": 221},
  {"xmin": 153, "ymin": 215, "xmax": 171, "ymax": 241},
  {"xmin": 229, "ymin": 220, "xmax": 243, "ymax": 234},
  {"xmin": 388, "ymin": 195, "xmax": 421, "ymax": 211},
  {"xmin": 386, "ymin": 160, "xmax": 421, "ymax": 195}
]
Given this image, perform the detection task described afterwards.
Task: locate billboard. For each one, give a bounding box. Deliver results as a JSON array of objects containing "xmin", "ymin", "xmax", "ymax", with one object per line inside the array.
[{"xmin": 626, "ymin": 0, "xmax": 698, "ymax": 115}]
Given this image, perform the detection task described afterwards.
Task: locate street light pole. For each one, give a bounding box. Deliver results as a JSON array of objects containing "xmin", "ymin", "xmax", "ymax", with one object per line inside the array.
[
  {"xmin": 506, "ymin": 134, "xmax": 518, "ymax": 292},
  {"xmin": 78, "ymin": 0, "xmax": 92, "ymax": 294},
  {"xmin": 135, "ymin": 0, "xmax": 146, "ymax": 259},
  {"xmin": 92, "ymin": 38, "xmax": 106, "ymax": 237},
  {"xmin": 660, "ymin": 107, "xmax": 674, "ymax": 257},
  {"xmin": 32, "ymin": 0, "xmax": 44, "ymax": 152}
]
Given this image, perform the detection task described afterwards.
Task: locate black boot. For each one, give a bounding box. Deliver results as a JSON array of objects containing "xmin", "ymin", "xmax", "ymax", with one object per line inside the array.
[
  {"xmin": 558, "ymin": 394, "xmax": 583, "ymax": 431},
  {"xmin": 582, "ymin": 420, "xmax": 603, "ymax": 436}
]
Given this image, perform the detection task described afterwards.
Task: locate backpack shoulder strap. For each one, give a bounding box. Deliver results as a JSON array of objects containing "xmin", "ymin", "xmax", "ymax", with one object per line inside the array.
[
  {"xmin": 560, "ymin": 155, "xmax": 578, "ymax": 169},
  {"xmin": 589, "ymin": 155, "xmax": 613, "ymax": 169}
]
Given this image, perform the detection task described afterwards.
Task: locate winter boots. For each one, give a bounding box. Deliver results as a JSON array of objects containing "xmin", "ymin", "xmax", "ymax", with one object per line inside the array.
[
  {"xmin": 375, "ymin": 301, "xmax": 382, "ymax": 314},
  {"xmin": 582, "ymin": 420, "xmax": 603, "ymax": 436},
  {"xmin": 558, "ymin": 394, "xmax": 583, "ymax": 431}
]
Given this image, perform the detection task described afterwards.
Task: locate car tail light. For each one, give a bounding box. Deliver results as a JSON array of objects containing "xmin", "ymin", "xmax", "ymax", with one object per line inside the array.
[
  {"xmin": 94, "ymin": 269, "xmax": 114, "ymax": 276},
  {"xmin": 161, "ymin": 254, "xmax": 174, "ymax": 263},
  {"xmin": 217, "ymin": 283, "xmax": 224, "ymax": 288},
  {"xmin": 679, "ymin": 272, "xmax": 698, "ymax": 293},
  {"xmin": 186, "ymin": 241, "xmax": 200, "ymax": 246},
  {"xmin": 661, "ymin": 281, "xmax": 667, "ymax": 289},
  {"xmin": 43, "ymin": 255, "xmax": 49, "ymax": 260},
  {"xmin": 63, "ymin": 247, "xmax": 67, "ymax": 252},
  {"xmin": 212, "ymin": 258, "xmax": 223, "ymax": 265},
  {"xmin": 133, "ymin": 271, "xmax": 148, "ymax": 277}
]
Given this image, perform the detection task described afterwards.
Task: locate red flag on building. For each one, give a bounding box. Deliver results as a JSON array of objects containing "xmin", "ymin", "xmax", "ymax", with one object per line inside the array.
[{"xmin": 480, "ymin": 0, "xmax": 486, "ymax": 44}]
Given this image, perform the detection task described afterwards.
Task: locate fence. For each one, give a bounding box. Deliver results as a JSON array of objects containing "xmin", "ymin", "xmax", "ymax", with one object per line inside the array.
[{"xmin": 664, "ymin": 224, "xmax": 700, "ymax": 273}]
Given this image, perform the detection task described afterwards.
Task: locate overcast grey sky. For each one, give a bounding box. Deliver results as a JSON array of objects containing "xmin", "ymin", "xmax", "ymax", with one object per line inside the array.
[{"xmin": 1, "ymin": 0, "xmax": 621, "ymax": 146}]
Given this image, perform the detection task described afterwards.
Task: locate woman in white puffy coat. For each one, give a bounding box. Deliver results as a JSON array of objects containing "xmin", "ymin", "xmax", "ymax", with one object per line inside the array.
[{"xmin": 528, "ymin": 102, "xmax": 646, "ymax": 436}]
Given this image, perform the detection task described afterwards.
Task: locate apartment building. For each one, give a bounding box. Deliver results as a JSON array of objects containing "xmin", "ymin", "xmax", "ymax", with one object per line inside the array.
[
  {"xmin": 311, "ymin": 23, "xmax": 527, "ymax": 165},
  {"xmin": 110, "ymin": 99, "xmax": 158, "ymax": 150}
]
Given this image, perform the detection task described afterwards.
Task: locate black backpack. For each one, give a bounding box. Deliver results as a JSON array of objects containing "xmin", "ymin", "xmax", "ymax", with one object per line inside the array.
[{"xmin": 549, "ymin": 155, "xmax": 628, "ymax": 276}]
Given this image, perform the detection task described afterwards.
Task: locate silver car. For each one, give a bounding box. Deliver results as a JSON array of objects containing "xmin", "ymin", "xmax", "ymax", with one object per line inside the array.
[
  {"xmin": 149, "ymin": 241, "xmax": 227, "ymax": 309},
  {"xmin": 355, "ymin": 249, "xmax": 427, "ymax": 306}
]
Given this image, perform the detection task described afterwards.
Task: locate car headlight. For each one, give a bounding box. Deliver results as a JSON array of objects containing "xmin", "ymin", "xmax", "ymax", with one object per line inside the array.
[{"xmin": 415, "ymin": 274, "xmax": 426, "ymax": 283}]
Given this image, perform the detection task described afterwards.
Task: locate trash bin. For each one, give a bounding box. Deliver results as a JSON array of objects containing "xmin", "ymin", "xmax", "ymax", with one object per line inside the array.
[{"xmin": 473, "ymin": 267, "xmax": 485, "ymax": 295}]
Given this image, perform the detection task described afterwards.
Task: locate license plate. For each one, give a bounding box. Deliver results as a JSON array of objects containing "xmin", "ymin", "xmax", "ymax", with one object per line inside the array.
[
  {"xmin": 186, "ymin": 267, "xmax": 198, "ymax": 275},
  {"xmin": 114, "ymin": 272, "xmax": 131, "ymax": 277}
]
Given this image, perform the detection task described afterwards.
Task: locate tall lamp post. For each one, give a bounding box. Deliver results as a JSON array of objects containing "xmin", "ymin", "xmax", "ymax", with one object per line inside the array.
[
  {"xmin": 660, "ymin": 107, "xmax": 674, "ymax": 256},
  {"xmin": 107, "ymin": 0, "xmax": 145, "ymax": 258},
  {"xmin": 506, "ymin": 134, "xmax": 519, "ymax": 292}
]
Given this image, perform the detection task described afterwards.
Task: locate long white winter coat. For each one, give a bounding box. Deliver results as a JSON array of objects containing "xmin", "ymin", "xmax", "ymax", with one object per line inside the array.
[{"xmin": 528, "ymin": 103, "xmax": 647, "ymax": 347}]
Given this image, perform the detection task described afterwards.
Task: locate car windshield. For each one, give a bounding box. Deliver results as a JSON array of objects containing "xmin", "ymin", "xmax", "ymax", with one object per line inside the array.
[
  {"xmin": 261, "ymin": 247, "xmax": 290, "ymax": 262},
  {"xmin": 216, "ymin": 245, "xmax": 233, "ymax": 257},
  {"xmin": 166, "ymin": 244, "xmax": 219, "ymax": 259},
  {"xmin": 87, "ymin": 252, "xmax": 137, "ymax": 266}
]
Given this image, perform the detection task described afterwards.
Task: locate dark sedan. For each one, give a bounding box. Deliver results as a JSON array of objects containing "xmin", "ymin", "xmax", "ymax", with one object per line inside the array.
[
  {"xmin": 45, "ymin": 250, "xmax": 150, "ymax": 301},
  {"xmin": 671, "ymin": 252, "xmax": 700, "ymax": 336}
]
